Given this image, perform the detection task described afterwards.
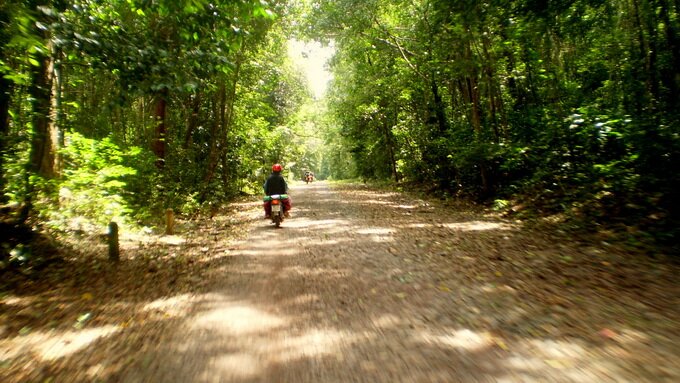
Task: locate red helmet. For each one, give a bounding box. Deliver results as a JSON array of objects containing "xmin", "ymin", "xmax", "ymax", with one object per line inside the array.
[{"xmin": 272, "ymin": 163, "xmax": 283, "ymax": 172}]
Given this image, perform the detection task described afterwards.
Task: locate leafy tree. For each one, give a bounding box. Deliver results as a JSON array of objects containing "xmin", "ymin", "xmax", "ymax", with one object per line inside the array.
[{"xmin": 304, "ymin": 0, "xmax": 680, "ymax": 245}]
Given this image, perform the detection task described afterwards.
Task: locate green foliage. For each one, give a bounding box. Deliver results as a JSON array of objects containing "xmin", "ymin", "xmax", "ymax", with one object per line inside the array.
[
  {"xmin": 46, "ymin": 132, "xmax": 141, "ymax": 229},
  {"xmin": 305, "ymin": 0, "xmax": 680, "ymax": 247},
  {"xmin": 0, "ymin": 0, "xmax": 302, "ymax": 228}
]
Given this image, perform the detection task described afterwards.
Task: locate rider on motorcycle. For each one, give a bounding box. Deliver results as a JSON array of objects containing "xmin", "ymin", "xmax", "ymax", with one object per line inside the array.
[{"xmin": 264, "ymin": 163, "xmax": 291, "ymax": 218}]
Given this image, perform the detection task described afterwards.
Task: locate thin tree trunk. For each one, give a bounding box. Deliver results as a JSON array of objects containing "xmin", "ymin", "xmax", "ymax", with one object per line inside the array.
[
  {"xmin": 382, "ymin": 119, "xmax": 399, "ymax": 182},
  {"xmin": 201, "ymin": 84, "xmax": 224, "ymax": 190},
  {"xmin": 152, "ymin": 89, "xmax": 168, "ymax": 168},
  {"xmin": 0, "ymin": 75, "xmax": 11, "ymax": 204},
  {"xmin": 631, "ymin": 0, "xmax": 649, "ymax": 112},
  {"xmin": 642, "ymin": 0, "xmax": 660, "ymax": 106},
  {"xmin": 659, "ymin": 0, "xmax": 679, "ymax": 109},
  {"xmin": 464, "ymin": 39, "xmax": 489, "ymax": 196},
  {"xmin": 220, "ymin": 151, "xmax": 230, "ymax": 194},
  {"xmin": 53, "ymin": 51, "xmax": 63, "ymax": 172},
  {"xmin": 482, "ymin": 32, "xmax": 504, "ymax": 142},
  {"xmin": 430, "ymin": 74, "xmax": 448, "ymax": 134},
  {"xmin": 467, "ymin": 76, "xmax": 482, "ymax": 134},
  {"xmin": 0, "ymin": 0, "xmax": 12, "ymax": 202},
  {"xmin": 0, "ymin": 73, "xmax": 10, "ymax": 137},
  {"xmin": 202, "ymin": 48, "xmax": 244, "ymax": 196},
  {"xmin": 183, "ymin": 94, "xmax": 201, "ymax": 149}
]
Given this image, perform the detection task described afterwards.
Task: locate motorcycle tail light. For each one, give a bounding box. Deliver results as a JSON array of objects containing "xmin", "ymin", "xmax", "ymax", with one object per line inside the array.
[{"xmin": 272, "ymin": 199, "xmax": 280, "ymax": 205}]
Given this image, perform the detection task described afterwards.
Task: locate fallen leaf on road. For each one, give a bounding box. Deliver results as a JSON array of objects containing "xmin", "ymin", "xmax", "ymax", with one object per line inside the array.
[{"xmin": 599, "ymin": 328, "xmax": 617, "ymax": 339}]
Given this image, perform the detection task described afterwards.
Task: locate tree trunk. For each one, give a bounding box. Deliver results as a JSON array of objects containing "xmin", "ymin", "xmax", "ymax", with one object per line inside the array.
[
  {"xmin": 659, "ymin": 0, "xmax": 679, "ymax": 109},
  {"xmin": 464, "ymin": 39, "xmax": 489, "ymax": 197},
  {"xmin": 642, "ymin": 0, "xmax": 660, "ymax": 107},
  {"xmin": 201, "ymin": 49, "xmax": 244, "ymax": 196},
  {"xmin": 202, "ymin": 96, "xmax": 221, "ymax": 189},
  {"xmin": 220, "ymin": 151, "xmax": 230, "ymax": 194},
  {"xmin": 0, "ymin": 74, "xmax": 11, "ymax": 204},
  {"xmin": 0, "ymin": 0, "xmax": 11, "ymax": 202},
  {"xmin": 466, "ymin": 76, "xmax": 482, "ymax": 134},
  {"xmin": 152, "ymin": 89, "xmax": 168, "ymax": 168},
  {"xmin": 631, "ymin": 0, "xmax": 650, "ymax": 113},
  {"xmin": 482, "ymin": 31, "xmax": 505, "ymax": 141},
  {"xmin": 52, "ymin": 52, "xmax": 63, "ymax": 172},
  {"xmin": 430, "ymin": 74, "xmax": 448, "ymax": 134},
  {"xmin": 28, "ymin": 40, "xmax": 59, "ymax": 179},
  {"xmin": 382, "ymin": 119, "xmax": 399, "ymax": 182},
  {"xmin": 183, "ymin": 94, "xmax": 201, "ymax": 149}
]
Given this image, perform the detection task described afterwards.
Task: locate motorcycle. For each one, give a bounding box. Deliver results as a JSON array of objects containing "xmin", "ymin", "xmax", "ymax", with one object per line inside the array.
[
  {"xmin": 263, "ymin": 194, "xmax": 289, "ymax": 227},
  {"xmin": 305, "ymin": 174, "xmax": 313, "ymax": 184}
]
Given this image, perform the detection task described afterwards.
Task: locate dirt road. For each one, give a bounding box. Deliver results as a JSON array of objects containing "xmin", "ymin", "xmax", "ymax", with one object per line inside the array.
[
  {"xmin": 119, "ymin": 181, "xmax": 679, "ymax": 382},
  {"xmin": 3, "ymin": 181, "xmax": 678, "ymax": 382}
]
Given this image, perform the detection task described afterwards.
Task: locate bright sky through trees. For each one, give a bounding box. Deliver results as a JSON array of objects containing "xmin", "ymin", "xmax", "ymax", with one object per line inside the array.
[{"xmin": 287, "ymin": 39, "xmax": 334, "ymax": 99}]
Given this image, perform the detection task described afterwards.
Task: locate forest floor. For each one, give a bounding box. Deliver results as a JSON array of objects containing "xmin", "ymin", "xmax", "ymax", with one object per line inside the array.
[{"xmin": 1, "ymin": 181, "xmax": 679, "ymax": 382}]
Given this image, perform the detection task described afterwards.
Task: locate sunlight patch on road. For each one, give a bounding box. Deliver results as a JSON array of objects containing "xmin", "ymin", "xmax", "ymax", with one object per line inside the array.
[
  {"xmin": 0, "ymin": 294, "xmax": 35, "ymax": 307},
  {"xmin": 369, "ymin": 236, "xmax": 394, "ymax": 243},
  {"xmin": 500, "ymin": 338, "xmax": 607, "ymax": 381},
  {"xmin": 275, "ymin": 328, "xmax": 360, "ymax": 361},
  {"xmin": 419, "ymin": 328, "xmax": 493, "ymax": 351},
  {"xmin": 208, "ymin": 353, "xmax": 261, "ymax": 380},
  {"xmin": 444, "ymin": 221, "xmax": 513, "ymax": 231},
  {"xmin": 526, "ymin": 338, "xmax": 586, "ymax": 359},
  {"xmin": 203, "ymin": 328, "xmax": 365, "ymax": 380},
  {"xmin": 396, "ymin": 204, "xmax": 417, "ymax": 209},
  {"xmin": 143, "ymin": 293, "xmax": 194, "ymax": 317},
  {"xmin": 237, "ymin": 247, "xmax": 300, "ymax": 257},
  {"xmin": 190, "ymin": 304, "xmax": 287, "ymax": 335},
  {"xmin": 404, "ymin": 223, "xmax": 429, "ymax": 228},
  {"xmin": 157, "ymin": 235, "xmax": 186, "ymax": 245},
  {"xmin": 0, "ymin": 325, "xmax": 120, "ymax": 361}
]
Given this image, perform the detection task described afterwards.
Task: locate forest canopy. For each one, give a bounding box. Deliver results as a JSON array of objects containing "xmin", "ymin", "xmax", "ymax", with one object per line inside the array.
[{"xmin": 0, "ymin": 0, "xmax": 678, "ymax": 253}]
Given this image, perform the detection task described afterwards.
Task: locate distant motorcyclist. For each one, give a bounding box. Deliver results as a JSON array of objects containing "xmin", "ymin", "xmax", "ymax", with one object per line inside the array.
[
  {"xmin": 264, "ymin": 163, "xmax": 291, "ymax": 218},
  {"xmin": 304, "ymin": 170, "xmax": 313, "ymax": 183}
]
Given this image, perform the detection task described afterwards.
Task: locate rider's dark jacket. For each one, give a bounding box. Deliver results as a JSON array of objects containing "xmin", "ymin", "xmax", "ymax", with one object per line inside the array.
[{"xmin": 264, "ymin": 172, "xmax": 288, "ymax": 195}]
